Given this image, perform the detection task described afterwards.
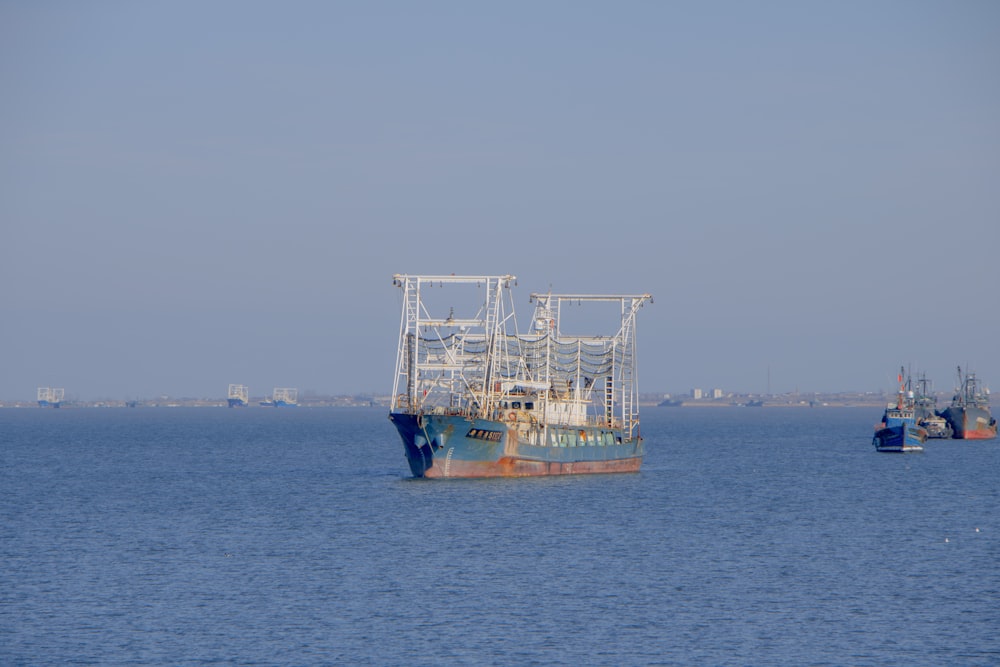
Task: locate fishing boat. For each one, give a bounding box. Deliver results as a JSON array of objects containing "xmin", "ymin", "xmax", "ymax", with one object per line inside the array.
[
  {"xmin": 227, "ymin": 384, "xmax": 249, "ymax": 408},
  {"xmin": 261, "ymin": 387, "xmax": 298, "ymax": 407},
  {"xmin": 37, "ymin": 387, "xmax": 64, "ymax": 408},
  {"xmin": 873, "ymin": 369, "xmax": 927, "ymax": 452},
  {"xmin": 913, "ymin": 373, "xmax": 952, "ymax": 439},
  {"xmin": 387, "ymin": 274, "xmax": 652, "ymax": 478},
  {"xmin": 939, "ymin": 366, "xmax": 997, "ymax": 440}
]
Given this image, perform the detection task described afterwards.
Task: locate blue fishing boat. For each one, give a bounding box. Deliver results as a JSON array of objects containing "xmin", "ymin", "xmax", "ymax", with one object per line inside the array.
[
  {"xmin": 272, "ymin": 388, "xmax": 298, "ymax": 407},
  {"xmin": 261, "ymin": 388, "xmax": 298, "ymax": 407},
  {"xmin": 387, "ymin": 274, "xmax": 652, "ymax": 478},
  {"xmin": 873, "ymin": 368, "xmax": 927, "ymax": 452},
  {"xmin": 37, "ymin": 387, "xmax": 64, "ymax": 408},
  {"xmin": 227, "ymin": 384, "xmax": 249, "ymax": 408}
]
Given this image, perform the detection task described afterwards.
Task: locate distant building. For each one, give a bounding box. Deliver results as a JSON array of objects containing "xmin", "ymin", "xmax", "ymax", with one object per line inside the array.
[
  {"xmin": 712, "ymin": 388, "xmax": 723, "ymax": 399},
  {"xmin": 691, "ymin": 388, "xmax": 703, "ymax": 399}
]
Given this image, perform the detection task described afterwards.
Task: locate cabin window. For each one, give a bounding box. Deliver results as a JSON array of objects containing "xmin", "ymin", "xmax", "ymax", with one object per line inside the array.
[
  {"xmin": 559, "ymin": 434, "xmax": 567, "ymax": 447},
  {"xmin": 525, "ymin": 402, "xmax": 534, "ymax": 410},
  {"xmin": 512, "ymin": 401, "xmax": 521, "ymax": 409},
  {"xmin": 604, "ymin": 433, "xmax": 614, "ymax": 446}
]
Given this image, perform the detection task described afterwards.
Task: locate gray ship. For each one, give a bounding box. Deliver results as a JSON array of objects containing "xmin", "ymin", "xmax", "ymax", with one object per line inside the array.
[
  {"xmin": 939, "ymin": 366, "xmax": 997, "ymax": 440},
  {"xmin": 913, "ymin": 374, "xmax": 952, "ymax": 439}
]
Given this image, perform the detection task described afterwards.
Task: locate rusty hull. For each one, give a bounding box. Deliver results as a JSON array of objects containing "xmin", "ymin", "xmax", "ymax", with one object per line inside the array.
[
  {"xmin": 389, "ymin": 412, "xmax": 643, "ymax": 479},
  {"xmin": 422, "ymin": 455, "xmax": 642, "ymax": 479}
]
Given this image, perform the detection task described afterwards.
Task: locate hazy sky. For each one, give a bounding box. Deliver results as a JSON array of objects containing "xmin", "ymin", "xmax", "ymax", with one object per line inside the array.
[{"xmin": 2, "ymin": 1, "xmax": 998, "ymax": 401}]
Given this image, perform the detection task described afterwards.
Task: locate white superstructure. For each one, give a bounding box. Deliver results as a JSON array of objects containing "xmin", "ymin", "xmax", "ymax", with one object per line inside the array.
[
  {"xmin": 390, "ymin": 274, "xmax": 651, "ymax": 440},
  {"xmin": 228, "ymin": 384, "xmax": 249, "ymax": 403},
  {"xmin": 37, "ymin": 387, "xmax": 65, "ymax": 404},
  {"xmin": 273, "ymin": 387, "xmax": 298, "ymax": 405}
]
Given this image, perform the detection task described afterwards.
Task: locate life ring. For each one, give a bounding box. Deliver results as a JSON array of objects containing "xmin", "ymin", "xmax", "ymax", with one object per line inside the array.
[{"xmin": 508, "ymin": 411, "xmax": 517, "ymax": 422}]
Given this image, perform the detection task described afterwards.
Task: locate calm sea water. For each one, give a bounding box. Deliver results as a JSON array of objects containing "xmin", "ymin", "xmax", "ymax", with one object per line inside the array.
[{"xmin": 2, "ymin": 406, "xmax": 998, "ymax": 666}]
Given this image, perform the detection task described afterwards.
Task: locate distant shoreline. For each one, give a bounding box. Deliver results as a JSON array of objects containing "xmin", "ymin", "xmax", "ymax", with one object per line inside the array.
[{"xmin": 2, "ymin": 395, "xmax": 912, "ymax": 409}]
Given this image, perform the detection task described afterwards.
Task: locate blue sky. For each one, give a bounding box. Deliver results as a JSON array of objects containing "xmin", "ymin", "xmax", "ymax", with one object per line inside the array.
[{"xmin": 2, "ymin": 1, "xmax": 998, "ymax": 400}]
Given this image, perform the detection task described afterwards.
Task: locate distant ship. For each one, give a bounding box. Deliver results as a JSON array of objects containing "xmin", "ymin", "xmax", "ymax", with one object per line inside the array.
[
  {"xmin": 227, "ymin": 384, "xmax": 249, "ymax": 408},
  {"xmin": 873, "ymin": 369, "xmax": 927, "ymax": 453},
  {"xmin": 939, "ymin": 366, "xmax": 997, "ymax": 440},
  {"xmin": 387, "ymin": 274, "xmax": 652, "ymax": 478},
  {"xmin": 913, "ymin": 373, "xmax": 952, "ymax": 439},
  {"xmin": 262, "ymin": 387, "xmax": 298, "ymax": 407},
  {"xmin": 37, "ymin": 387, "xmax": 64, "ymax": 408}
]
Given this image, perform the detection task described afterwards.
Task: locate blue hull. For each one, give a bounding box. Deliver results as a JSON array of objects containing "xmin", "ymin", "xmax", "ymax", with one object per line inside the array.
[
  {"xmin": 389, "ymin": 412, "xmax": 643, "ymax": 478},
  {"xmin": 873, "ymin": 424, "xmax": 926, "ymax": 452}
]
